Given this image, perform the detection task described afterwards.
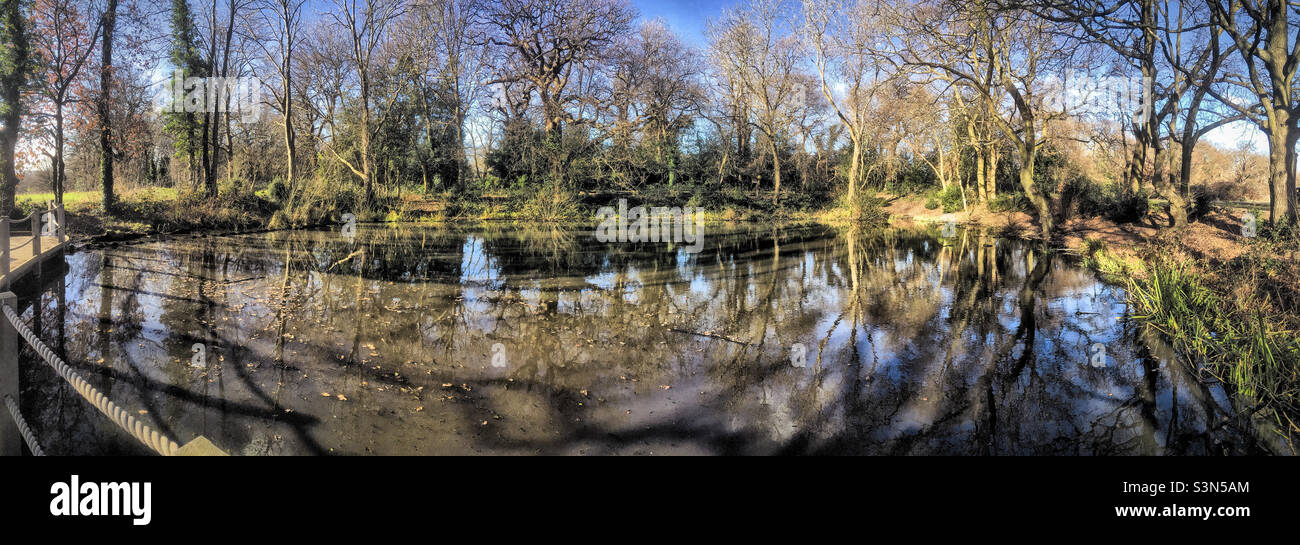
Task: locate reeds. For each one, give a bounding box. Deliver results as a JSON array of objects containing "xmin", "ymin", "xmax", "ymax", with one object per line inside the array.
[{"xmin": 1127, "ymin": 258, "xmax": 1300, "ymax": 435}]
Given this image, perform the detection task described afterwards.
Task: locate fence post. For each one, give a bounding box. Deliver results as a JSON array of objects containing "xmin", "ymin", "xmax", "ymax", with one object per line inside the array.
[
  {"xmin": 1, "ymin": 220, "xmax": 9, "ymax": 279},
  {"xmin": 56, "ymin": 203, "xmax": 66, "ymax": 244},
  {"xmin": 1, "ymin": 292, "xmax": 20, "ymax": 456},
  {"xmin": 31, "ymin": 214, "xmax": 40, "ymax": 257}
]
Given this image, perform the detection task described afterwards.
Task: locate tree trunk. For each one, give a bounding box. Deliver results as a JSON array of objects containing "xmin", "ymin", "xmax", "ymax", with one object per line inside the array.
[
  {"xmin": 1178, "ymin": 135, "xmax": 1195, "ymax": 198},
  {"xmin": 54, "ymin": 109, "xmax": 65, "ymax": 204},
  {"xmin": 283, "ymin": 48, "xmax": 296, "ymax": 190},
  {"xmin": 1016, "ymin": 142, "xmax": 1053, "ymax": 240},
  {"xmin": 1153, "ymin": 146, "xmax": 1188, "ymax": 227},
  {"xmin": 202, "ymin": 111, "xmax": 215, "ymax": 197},
  {"xmin": 847, "ymin": 133, "xmax": 861, "ymax": 202},
  {"xmin": 99, "ymin": 0, "xmax": 118, "ymax": 213},
  {"xmin": 1265, "ymin": 116, "xmax": 1299, "ymax": 226},
  {"xmin": 985, "ymin": 146, "xmax": 998, "ymax": 201},
  {"xmin": 770, "ymin": 138, "xmax": 781, "ymax": 205}
]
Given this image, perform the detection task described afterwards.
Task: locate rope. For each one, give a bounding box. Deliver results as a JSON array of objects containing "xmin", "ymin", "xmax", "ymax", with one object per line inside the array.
[
  {"xmin": 7, "ymin": 236, "xmax": 34, "ymax": 251},
  {"xmin": 6, "ymin": 213, "xmax": 34, "ymax": 225},
  {"xmin": 4, "ymin": 394, "xmax": 44, "ymax": 456},
  {"xmin": 2, "ymin": 304, "xmax": 179, "ymax": 456}
]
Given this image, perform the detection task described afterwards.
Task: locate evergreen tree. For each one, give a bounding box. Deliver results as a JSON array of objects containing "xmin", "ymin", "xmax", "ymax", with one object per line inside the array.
[
  {"xmin": 163, "ymin": 0, "xmax": 207, "ymax": 188},
  {"xmin": 0, "ymin": 0, "xmax": 29, "ymax": 214}
]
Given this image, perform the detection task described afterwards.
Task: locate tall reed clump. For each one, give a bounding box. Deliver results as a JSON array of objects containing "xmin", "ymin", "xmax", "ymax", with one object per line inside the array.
[
  {"xmin": 1127, "ymin": 258, "xmax": 1300, "ymax": 433},
  {"xmin": 517, "ymin": 184, "xmax": 581, "ymax": 221}
]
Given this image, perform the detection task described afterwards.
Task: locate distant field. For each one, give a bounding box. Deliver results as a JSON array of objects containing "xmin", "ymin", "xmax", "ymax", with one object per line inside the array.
[
  {"xmin": 17, "ymin": 188, "xmax": 180, "ymax": 209},
  {"xmin": 16, "ymin": 191, "xmax": 100, "ymax": 207}
]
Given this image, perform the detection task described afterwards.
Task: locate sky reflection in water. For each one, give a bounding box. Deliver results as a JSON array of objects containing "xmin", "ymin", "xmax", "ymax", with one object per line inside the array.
[{"xmin": 14, "ymin": 223, "xmax": 1273, "ymax": 455}]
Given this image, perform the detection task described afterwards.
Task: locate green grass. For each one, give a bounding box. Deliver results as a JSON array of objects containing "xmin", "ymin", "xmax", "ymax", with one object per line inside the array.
[
  {"xmin": 17, "ymin": 188, "xmax": 179, "ymax": 210},
  {"xmin": 1128, "ymin": 258, "xmax": 1300, "ymax": 437},
  {"xmin": 16, "ymin": 191, "xmax": 102, "ymax": 210},
  {"xmin": 1078, "ymin": 237, "xmax": 1144, "ymax": 278}
]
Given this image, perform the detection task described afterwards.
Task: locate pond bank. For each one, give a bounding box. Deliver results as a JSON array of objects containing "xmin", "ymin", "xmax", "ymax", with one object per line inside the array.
[{"xmin": 885, "ymin": 194, "xmax": 1300, "ymax": 450}]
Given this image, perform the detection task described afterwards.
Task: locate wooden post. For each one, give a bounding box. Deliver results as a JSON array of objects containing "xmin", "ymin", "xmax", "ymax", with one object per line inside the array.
[
  {"xmin": 1, "ymin": 220, "xmax": 9, "ymax": 279},
  {"xmin": 57, "ymin": 204, "xmax": 66, "ymax": 244},
  {"xmin": 0, "ymin": 292, "xmax": 20, "ymax": 456},
  {"xmin": 31, "ymin": 214, "xmax": 40, "ymax": 257}
]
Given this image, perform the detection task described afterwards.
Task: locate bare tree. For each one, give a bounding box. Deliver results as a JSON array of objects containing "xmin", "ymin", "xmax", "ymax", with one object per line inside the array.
[
  {"xmin": 802, "ymin": 0, "xmax": 888, "ymax": 202},
  {"xmin": 884, "ymin": 0, "xmax": 1081, "ymax": 239},
  {"xmin": 485, "ymin": 0, "xmax": 635, "ymax": 186},
  {"xmin": 1206, "ymin": 0, "xmax": 1299, "ymax": 226},
  {"xmin": 28, "ymin": 0, "xmax": 104, "ymax": 204},
  {"xmin": 325, "ymin": 0, "xmax": 406, "ymax": 204},
  {"xmin": 607, "ymin": 19, "xmax": 705, "ymax": 186},
  {"xmin": 709, "ymin": 0, "xmax": 804, "ymax": 204},
  {"xmin": 249, "ymin": 0, "xmax": 307, "ymax": 190},
  {"xmin": 398, "ymin": 0, "xmax": 488, "ymax": 191}
]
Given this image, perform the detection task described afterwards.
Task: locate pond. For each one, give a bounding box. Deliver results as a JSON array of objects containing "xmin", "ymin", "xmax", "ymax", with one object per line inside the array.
[{"xmin": 13, "ymin": 222, "xmax": 1281, "ymax": 455}]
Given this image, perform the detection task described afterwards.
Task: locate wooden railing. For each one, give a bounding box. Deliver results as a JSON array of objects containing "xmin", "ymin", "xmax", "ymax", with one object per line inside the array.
[{"xmin": 0, "ymin": 202, "xmax": 66, "ymax": 280}]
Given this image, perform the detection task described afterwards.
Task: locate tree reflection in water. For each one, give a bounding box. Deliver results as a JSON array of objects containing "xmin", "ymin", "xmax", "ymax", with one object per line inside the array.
[{"xmin": 14, "ymin": 223, "xmax": 1280, "ymax": 455}]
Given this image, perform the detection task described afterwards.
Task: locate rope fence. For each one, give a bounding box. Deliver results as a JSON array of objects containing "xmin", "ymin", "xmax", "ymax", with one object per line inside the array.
[
  {"xmin": 4, "ymin": 394, "xmax": 44, "ymax": 456},
  {"xmin": 0, "ymin": 207, "xmax": 222, "ymax": 456},
  {"xmin": 7, "ymin": 237, "xmax": 33, "ymax": 251},
  {"xmin": 2, "ymin": 303, "xmax": 180, "ymax": 456},
  {"xmin": 1, "ymin": 203, "xmax": 66, "ymax": 281}
]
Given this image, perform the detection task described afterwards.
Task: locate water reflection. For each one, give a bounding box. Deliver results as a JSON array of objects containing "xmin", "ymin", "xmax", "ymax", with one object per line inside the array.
[{"xmin": 13, "ymin": 223, "xmax": 1279, "ymax": 455}]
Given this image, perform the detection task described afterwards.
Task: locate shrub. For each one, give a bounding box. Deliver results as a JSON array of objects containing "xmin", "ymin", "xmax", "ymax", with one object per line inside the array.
[
  {"xmin": 1064, "ymin": 177, "xmax": 1148, "ymax": 223},
  {"xmin": 267, "ymin": 177, "xmax": 289, "ymax": 203},
  {"xmin": 938, "ymin": 184, "xmax": 965, "ymax": 213},
  {"xmin": 833, "ymin": 191, "xmax": 889, "ymax": 225},
  {"xmin": 517, "ymin": 184, "xmax": 581, "ymax": 220},
  {"xmin": 1187, "ymin": 185, "xmax": 1214, "ymax": 222},
  {"xmin": 987, "ymin": 192, "xmax": 1031, "ymax": 213}
]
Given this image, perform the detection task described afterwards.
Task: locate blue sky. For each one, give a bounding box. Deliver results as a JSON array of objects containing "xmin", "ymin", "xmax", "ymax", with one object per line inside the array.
[{"xmin": 633, "ymin": 0, "xmax": 732, "ymax": 46}]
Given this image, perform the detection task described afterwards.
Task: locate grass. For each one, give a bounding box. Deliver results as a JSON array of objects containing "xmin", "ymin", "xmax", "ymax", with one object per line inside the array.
[
  {"xmin": 18, "ymin": 186, "xmax": 266, "ymax": 238},
  {"xmin": 1078, "ymin": 237, "xmax": 1145, "ymax": 279},
  {"xmin": 16, "ymin": 191, "xmax": 104, "ymax": 209},
  {"xmin": 1127, "ymin": 256, "xmax": 1300, "ymax": 445}
]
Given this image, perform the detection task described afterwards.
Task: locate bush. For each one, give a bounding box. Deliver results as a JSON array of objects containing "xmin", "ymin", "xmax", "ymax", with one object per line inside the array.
[
  {"xmin": 987, "ymin": 192, "xmax": 1031, "ymax": 213},
  {"xmin": 1187, "ymin": 185, "xmax": 1214, "ymax": 222},
  {"xmin": 835, "ymin": 191, "xmax": 889, "ymax": 225},
  {"xmin": 267, "ymin": 176, "xmax": 289, "ymax": 203},
  {"xmin": 1064, "ymin": 177, "xmax": 1148, "ymax": 223},
  {"xmin": 938, "ymin": 184, "xmax": 965, "ymax": 213},
  {"xmin": 517, "ymin": 184, "xmax": 581, "ymax": 220}
]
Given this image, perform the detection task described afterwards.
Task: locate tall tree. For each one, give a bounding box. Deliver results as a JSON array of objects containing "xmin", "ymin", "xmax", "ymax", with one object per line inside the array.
[
  {"xmin": 29, "ymin": 0, "xmax": 104, "ymax": 205},
  {"xmin": 325, "ymin": 0, "xmax": 406, "ymax": 205},
  {"xmin": 709, "ymin": 0, "xmax": 803, "ymax": 204},
  {"xmin": 97, "ymin": 0, "xmax": 116, "ymax": 212},
  {"xmin": 0, "ymin": 0, "xmax": 29, "ymax": 214},
  {"xmin": 165, "ymin": 0, "xmax": 208, "ymax": 191},
  {"xmin": 803, "ymin": 0, "xmax": 890, "ymax": 202},
  {"xmin": 1207, "ymin": 0, "xmax": 1300, "ymax": 226},
  {"xmin": 251, "ymin": 0, "xmax": 306, "ymax": 191},
  {"xmin": 886, "ymin": 0, "xmax": 1082, "ymax": 239},
  {"xmin": 486, "ymin": 0, "xmax": 636, "ymax": 186}
]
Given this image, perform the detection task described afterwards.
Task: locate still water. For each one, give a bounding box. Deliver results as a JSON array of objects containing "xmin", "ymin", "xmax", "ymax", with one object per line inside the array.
[{"xmin": 14, "ymin": 223, "xmax": 1277, "ymax": 454}]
